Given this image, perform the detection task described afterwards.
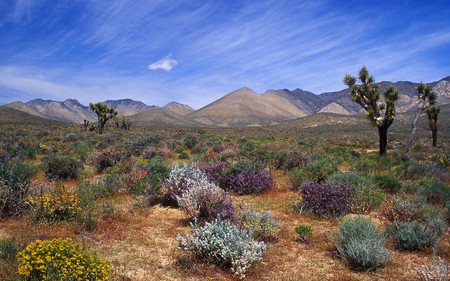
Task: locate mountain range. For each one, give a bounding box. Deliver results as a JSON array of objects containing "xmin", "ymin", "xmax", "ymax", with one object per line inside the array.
[{"xmin": 2, "ymin": 76, "xmax": 449, "ymax": 127}]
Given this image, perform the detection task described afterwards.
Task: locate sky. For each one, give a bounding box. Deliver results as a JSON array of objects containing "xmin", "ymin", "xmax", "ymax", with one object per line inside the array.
[{"xmin": 0, "ymin": 0, "xmax": 449, "ymax": 109}]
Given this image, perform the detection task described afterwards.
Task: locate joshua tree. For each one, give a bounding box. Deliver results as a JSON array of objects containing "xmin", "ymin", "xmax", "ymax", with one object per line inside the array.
[
  {"xmin": 344, "ymin": 66, "xmax": 400, "ymax": 155},
  {"xmin": 121, "ymin": 116, "xmax": 132, "ymax": 130},
  {"xmin": 426, "ymin": 105, "xmax": 441, "ymax": 147},
  {"xmin": 83, "ymin": 119, "xmax": 90, "ymax": 131},
  {"xmin": 89, "ymin": 102, "xmax": 118, "ymax": 134},
  {"xmin": 403, "ymin": 82, "xmax": 437, "ymax": 153},
  {"xmin": 113, "ymin": 116, "xmax": 120, "ymax": 129}
]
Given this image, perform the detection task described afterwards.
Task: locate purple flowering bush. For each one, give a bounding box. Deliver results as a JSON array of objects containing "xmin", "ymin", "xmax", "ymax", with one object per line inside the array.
[
  {"xmin": 295, "ymin": 183, "xmax": 354, "ymax": 217},
  {"xmin": 203, "ymin": 160, "xmax": 274, "ymax": 195}
]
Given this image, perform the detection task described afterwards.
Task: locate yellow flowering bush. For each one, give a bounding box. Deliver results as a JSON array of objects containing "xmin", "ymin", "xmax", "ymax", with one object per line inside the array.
[
  {"xmin": 17, "ymin": 238, "xmax": 110, "ymax": 281},
  {"xmin": 27, "ymin": 183, "xmax": 81, "ymax": 222}
]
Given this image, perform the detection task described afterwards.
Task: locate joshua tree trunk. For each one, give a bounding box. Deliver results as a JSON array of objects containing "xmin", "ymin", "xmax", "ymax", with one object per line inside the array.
[
  {"xmin": 432, "ymin": 129, "xmax": 437, "ymax": 147},
  {"xmin": 402, "ymin": 106, "xmax": 423, "ymax": 153},
  {"xmin": 378, "ymin": 125, "xmax": 388, "ymax": 156}
]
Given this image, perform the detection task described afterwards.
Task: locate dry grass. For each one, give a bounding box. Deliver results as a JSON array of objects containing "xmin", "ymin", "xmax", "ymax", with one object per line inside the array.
[{"xmin": 1, "ymin": 163, "xmax": 449, "ymax": 281}]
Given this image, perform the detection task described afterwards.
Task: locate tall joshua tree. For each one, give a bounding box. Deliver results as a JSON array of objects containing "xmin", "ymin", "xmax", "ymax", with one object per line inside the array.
[
  {"xmin": 344, "ymin": 66, "xmax": 400, "ymax": 155},
  {"xmin": 402, "ymin": 82, "xmax": 437, "ymax": 153},
  {"xmin": 426, "ymin": 105, "xmax": 441, "ymax": 147},
  {"xmin": 89, "ymin": 102, "xmax": 118, "ymax": 134}
]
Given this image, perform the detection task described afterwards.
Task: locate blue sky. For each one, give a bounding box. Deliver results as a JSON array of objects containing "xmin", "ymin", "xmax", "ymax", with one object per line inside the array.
[{"xmin": 0, "ymin": 0, "xmax": 449, "ymax": 109}]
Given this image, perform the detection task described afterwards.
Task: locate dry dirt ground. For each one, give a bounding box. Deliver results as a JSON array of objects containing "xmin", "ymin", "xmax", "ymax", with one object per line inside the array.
[{"xmin": 1, "ymin": 169, "xmax": 448, "ymax": 281}]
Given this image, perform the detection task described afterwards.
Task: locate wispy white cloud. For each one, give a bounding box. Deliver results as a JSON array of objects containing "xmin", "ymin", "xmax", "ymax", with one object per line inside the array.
[{"xmin": 148, "ymin": 54, "xmax": 178, "ymax": 71}]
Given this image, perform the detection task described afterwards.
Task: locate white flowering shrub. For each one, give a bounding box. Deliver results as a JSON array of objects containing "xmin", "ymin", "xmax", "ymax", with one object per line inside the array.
[
  {"xmin": 177, "ymin": 178, "xmax": 234, "ymax": 221},
  {"xmin": 177, "ymin": 219, "xmax": 266, "ymax": 279}
]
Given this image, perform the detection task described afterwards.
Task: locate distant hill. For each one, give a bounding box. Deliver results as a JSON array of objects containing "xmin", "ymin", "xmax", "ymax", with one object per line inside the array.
[
  {"xmin": 129, "ymin": 108, "xmax": 201, "ymax": 127},
  {"xmin": 25, "ymin": 98, "xmax": 97, "ymax": 123},
  {"xmin": 187, "ymin": 87, "xmax": 304, "ymax": 127},
  {"xmin": 0, "ymin": 106, "xmax": 61, "ymax": 125},
  {"xmin": 163, "ymin": 102, "xmax": 194, "ymax": 115},
  {"xmin": 3, "ymin": 76, "xmax": 449, "ymax": 127},
  {"xmin": 104, "ymin": 99, "xmax": 156, "ymax": 116},
  {"xmin": 4, "ymin": 101, "xmax": 49, "ymax": 119}
]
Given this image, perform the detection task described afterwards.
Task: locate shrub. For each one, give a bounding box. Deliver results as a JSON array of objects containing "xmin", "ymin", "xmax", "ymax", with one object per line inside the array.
[
  {"xmin": 380, "ymin": 195, "xmax": 420, "ymax": 222},
  {"xmin": 191, "ymin": 146, "xmax": 207, "ymax": 154},
  {"xmin": 332, "ymin": 216, "xmax": 392, "ymax": 271},
  {"xmin": 163, "ymin": 163, "xmax": 209, "ymax": 206},
  {"xmin": 295, "ymin": 224, "xmax": 313, "ymax": 244},
  {"xmin": 178, "ymin": 151, "xmax": 190, "ymax": 159},
  {"xmin": 350, "ymin": 158, "xmax": 383, "ymax": 176},
  {"xmin": 301, "ymin": 158, "xmax": 338, "ymax": 183},
  {"xmin": 295, "ymin": 183, "xmax": 353, "ymax": 217},
  {"xmin": 93, "ymin": 150, "xmax": 129, "ymax": 172},
  {"xmin": 41, "ymin": 152, "xmax": 82, "ymax": 180},
  {"xmin": 327, "ymin": 172, "xmax": 384, "ymax": 214},
  {"xmin": 391, "ymin": 221, "xmax": 434, "ymax": 251},
  {"xmin": 417, "ymin": 180, "xmax": 449, "ymax": 207},
  {"xmin": 175, "ymin": 146, "xmax": 185, "ymax": 153},
  {"xmin": 177, "ymin": 178, "xmax": 234, "ymax": 222},
  {"xmin": 129, "ymin": 157, "xmax": 169, "ymax": 195},
  {"xmin": 177, "ymin": 219, "xmax": 266, "ymax": 279},
  {"xmin": 372, "ymin": 174, "xmax": 403, "ymax": 193},
  {"xmin": 27, "ymin": 183, "xmax": 81, "ymax": 222},
  {"xmin": 416, "ymin": 257, "xmax": 449, "ymax": 281},
  {"xmin": 184, "ymin": 135, "xmax": 198, "ymax": 149},
  {"xmin": 205, "ymin": 160, "xmax": 274, "ymax": 195},
  {"xmin": 239, "ymin": 206, "xmax": 280, "ymax": 241},
  {"xmin": 17, "ymin": 238, "xmax": 110, "ymax": 281},
  {"xmin": 0, "ymin": 160, "xmax": 31, "ymax": 216},
  {"xmin": 0, "ymin": 237, "xmax": 23, "ymax": 260}
]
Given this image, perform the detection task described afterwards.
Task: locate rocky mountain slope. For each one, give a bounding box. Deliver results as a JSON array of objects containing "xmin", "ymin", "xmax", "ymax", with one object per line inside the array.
[{"xmin": 3, "ymin": 76, "xmax": 449, "ymax": 127}]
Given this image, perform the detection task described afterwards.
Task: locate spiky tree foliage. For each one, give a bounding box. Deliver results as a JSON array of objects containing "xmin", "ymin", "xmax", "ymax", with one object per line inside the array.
[
  {"xmin": 426, "ymin": 105, "xmax": 441, "ymax": 147},
  {"xmin": 403, "ymin": 83, "xmax": 437, "ymax": 153},
  {"xmin": 89, "ymin": 102, "xmax": 118, "ymax": 134},
  {"xmin": 83, "ymin": 119, "xmax": 89, "ymax": 131},
  {"xmin": 344, "ymin": 66, "xmax": 400, "ymax": 155}
]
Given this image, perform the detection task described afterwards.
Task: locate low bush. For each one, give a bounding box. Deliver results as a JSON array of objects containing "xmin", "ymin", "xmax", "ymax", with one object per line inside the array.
[
  {"xmin": 93, "ymin": 149, "xmax": 129, "ymax": 172},
  {"xmin": 41, "ymin": 152, "xmax": 82, "ymax": 180},
  {"xmin": 391, "ymin": 221, "xmax": 434, "ymax": 251},
  {"xmin": 0, "ymin": 237, "xmax": 23, "ymax": 260},
  {"xmin": 416, "ymin": 180, "xmax": 449, "ymax": 207},
  {"xmin": 295, "ymin": 224, "xmax": 314, "ymax": 244},
  {"xmin": 178, "ymin": 151, "xmax": 190, "ymax": 159},
  {"xmin": 332, "ymin": 216, "xmax": 392, "ymax": 271},
  {"xmin": 163, "ymin": 163, "xmax": 209, "ymax": 206},
  {"xmin": 350, "ymin": 158, "xmax": 383, "ymax": 176},
  {"xmin": 184, "ymin": 135, "xmax": 198, "ymax": 149},
  {"xmin": 380, "ymin": 195, "xmax": 420, "ymax": 222},
  {"xmin": 301, "ymin": 158, "xmax": 338, "ymax": 183},
  {"xmin": 372, "ymin": 174, "xmax": 403, "ymax": 193},
  {"xmin": 28, "ymin": 183, "xmax": 81, "ymax": 222},
  {"xmin": 295, "ymin": 183, "xmax": 353, "ymax": 217},
  {"xmin": 177, "ymin": 219, "xmax": 266, "ymax": 279},
  {"xmin": 204, "ymin": 160, "xmax": 274, "ymax": 195},
  {"xmin": 327, "ymin": 172, "xmax": 384, "ymax": 214},
  {"xmin": 17, "ymin": 238, "xmax": 110, "ymax": 281},
  {"xmin": 239, "ymin": 206, "xmax": 280, "ymax": 241},
  {"xmin": 177, "ymin": 177, "xmax": 235, "ymax": 222},
  {"xmin": 0, "ymin": 160, "xmax": 31, "ymax": 216}
]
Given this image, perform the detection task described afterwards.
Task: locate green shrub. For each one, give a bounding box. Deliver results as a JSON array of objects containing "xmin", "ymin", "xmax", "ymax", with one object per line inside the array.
[
  {"xmin": 41, "ymin": 152, "xmax": 82, "ymax": 180},
  {"xmin": 295, "ymin": 224, "xmax": 313, "ymax": 244},
  {"xmin": 0, "ymin": 237, "xmax": 23, "ymax": 260},
  {"xmin": 302, "ymin": 158, "xmax": 338, "ymax": 183},
  {"xmin": 332, "ymin": 216, "xmax": 392, "ymax": 271},
  {"xmin": 183, "ymin": 135, "xmax": 198, "ymax": 149},
  {"xmin": 327, "ymin": 172, "xmax": 385, "ymax": 214},
  {"xmin": 239, "ymin": 206, "xmax": 280, "ymax": 241},
  {"xmin": 178, "ymin": 151, "xmax": 190, "ymax": 159},
  {"xmin": 417, "ymin": 180, "xmax": 449, "ymax": 207},
  {"xmin": 0, "ymin": 160, "xmax": 31, "ymax": 216},
  {"xmin": 175, "ymin": 146, "xmax": 185, "ymax": 153},
  {"xmin": 191, "ymin": 146, "xmax": 207, "ymax": 154},
  {"xmin": 372, "ymin": 174, "xmax": 403, "ymax": 193},
  {"xmin": 177, "ymin": 219, "xmax": 266, "ymax": 279},
  {"xmin": 350, "ymin": 158, "xmax": 383, "ymax": 176},
  {"xmin": 391, "ymin": 221, "xmax": 434, "ymax": 251}
]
